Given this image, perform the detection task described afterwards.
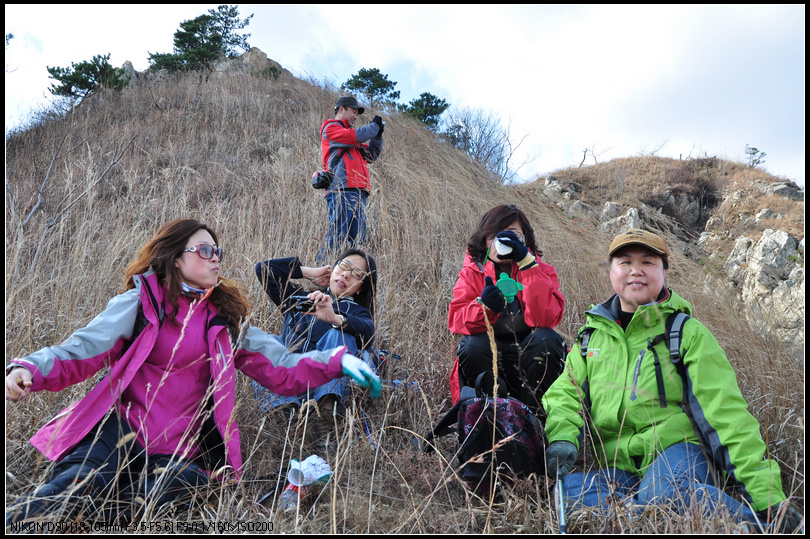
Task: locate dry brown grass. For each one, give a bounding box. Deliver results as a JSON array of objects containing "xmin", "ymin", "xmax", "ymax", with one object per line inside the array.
[
  {"xmin": 540, "ymin": 155, "xmax": 804, "ymax": 259},
  {"xmin": 5, "ymin": 69, "xmax": 804, "ymax": 532}
]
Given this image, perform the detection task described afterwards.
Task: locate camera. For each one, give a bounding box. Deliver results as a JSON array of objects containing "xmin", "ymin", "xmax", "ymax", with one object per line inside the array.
[{"xmin": 290, "ymin": 295, "xmax": 317, "ymax": 313}]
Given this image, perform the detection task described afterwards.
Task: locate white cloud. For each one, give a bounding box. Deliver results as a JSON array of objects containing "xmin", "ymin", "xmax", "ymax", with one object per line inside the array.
[{"xmin": 5, "ymin": 4, "xmax": 804, "ymax": 186}]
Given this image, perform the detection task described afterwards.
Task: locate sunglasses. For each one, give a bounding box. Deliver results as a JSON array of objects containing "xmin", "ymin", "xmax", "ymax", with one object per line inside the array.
[
  {"xmin": 337, "ymin": 259, "xmax": 367, "ymax": 280},
  {"xmin": 184, "ymin": 244, "xmax": 223, "ymax": 260}
]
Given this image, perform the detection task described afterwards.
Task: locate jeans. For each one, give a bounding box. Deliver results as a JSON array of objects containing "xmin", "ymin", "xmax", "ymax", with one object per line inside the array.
[
  {"xmin": 560, "ymin": 442, "xmax": 760, "ymax": 524},
  {"xmin": 318, "ymin": 188, "xmax": 367, "ymax": 264}
]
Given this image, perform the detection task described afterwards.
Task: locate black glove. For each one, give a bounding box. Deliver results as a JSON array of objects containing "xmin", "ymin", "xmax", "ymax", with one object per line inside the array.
[
  {"xmin": 495, "ymin": 231, "xmax": 535, "ymax": 269},
  {"xmin": 372, "ymin": 115, "xmax": 385, "ymax": 137},
  {"xmin": 545, "ymin": 440, "xmax": 577, "ymax": 478},
  {"xmin": 480, "ymin": 276, "xmax": 506, "ymax": 314},
  {"xmin": 760, "ymin": 500, "xmax": 803, "ymax": 533},
  {"xmin": 495, "ymin": 231, "xmax": 528, "ymax": 260}
]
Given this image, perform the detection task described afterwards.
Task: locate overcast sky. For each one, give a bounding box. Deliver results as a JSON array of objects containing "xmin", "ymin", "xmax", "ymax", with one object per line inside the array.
[{"xmin": 5, "ymin": 4, "xmax": 805, "ymax": 187}]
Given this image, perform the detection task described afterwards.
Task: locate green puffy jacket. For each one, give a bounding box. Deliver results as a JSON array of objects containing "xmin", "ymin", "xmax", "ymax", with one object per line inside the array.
[{"xmin": 542, "ymin": 290, "xmax": 786, "ymax": 512}]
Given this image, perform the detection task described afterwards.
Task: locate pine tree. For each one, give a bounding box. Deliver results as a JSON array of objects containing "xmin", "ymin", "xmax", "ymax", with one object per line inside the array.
[
  {"xmin": 47, "ymin": 54, "xmax": 124, "ymax": 99},
  {"xmin": 149, "ymin": 5, "xmax": 253, "ymax": 73},
  {"xmin": 399, "ymin": 92, "xmax": 450, "ymax": 130},
  {"xmin": 342, "ymin": 68, "xmax": 400, "ymax": 110}
]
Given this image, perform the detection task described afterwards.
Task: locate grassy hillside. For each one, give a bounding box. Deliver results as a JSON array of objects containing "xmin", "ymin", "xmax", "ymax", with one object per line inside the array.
[{"xmin": 4, "ymin": 68, "xmax": 803, "ymax": 533}]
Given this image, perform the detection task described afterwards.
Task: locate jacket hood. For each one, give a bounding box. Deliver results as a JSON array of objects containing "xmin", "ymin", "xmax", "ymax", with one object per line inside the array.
[{"xmin": 321, "ymin": 118, "xmax": 347, "ymax": 131}]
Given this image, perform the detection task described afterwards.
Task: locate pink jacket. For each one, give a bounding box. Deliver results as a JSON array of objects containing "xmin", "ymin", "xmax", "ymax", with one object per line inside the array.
[{"xmin": 12, "ymin": 272, "xmax": 346, "ymax": 478}]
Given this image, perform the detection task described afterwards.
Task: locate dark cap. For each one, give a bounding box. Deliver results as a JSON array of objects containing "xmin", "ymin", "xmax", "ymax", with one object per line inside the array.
[
  {"xmin": 335, "ymin": 96, "xmax": 364, "ymax": 115},
  {"xmin": 609, "ymin": 229, "xmax": 670, "ymax": 257}
]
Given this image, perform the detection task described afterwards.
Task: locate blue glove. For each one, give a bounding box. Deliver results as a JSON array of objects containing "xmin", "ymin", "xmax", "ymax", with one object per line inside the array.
[
  {"xmin": 341, "ymin": 354, "xmax": 382, "ymax": 398},
  {"xmin": 480, "ymin": 276, "xmax": 507, "ymax": 314},
  {"xmin": 546, "ymin": 440, "xmax": 577, "ymax": 478},
  {"xmin": 495, "ymin": 231, "xmax": 536, "ymax": 269}
]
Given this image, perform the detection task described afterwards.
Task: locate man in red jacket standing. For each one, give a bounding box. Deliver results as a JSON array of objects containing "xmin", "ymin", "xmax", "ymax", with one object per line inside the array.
[{"xmin": 317, "ymin": 96, "xmax": 384, "ymax": 263}]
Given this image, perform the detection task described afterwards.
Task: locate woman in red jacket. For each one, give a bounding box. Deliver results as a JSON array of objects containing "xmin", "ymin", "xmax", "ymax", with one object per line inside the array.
[{"xmin": 448, "ymin": 204, "xmax": 566, "ymax": 412}]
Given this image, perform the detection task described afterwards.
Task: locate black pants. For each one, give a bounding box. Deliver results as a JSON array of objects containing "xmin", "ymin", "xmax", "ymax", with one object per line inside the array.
[
  {"xmin": 6, "ymin": 413, "xmax": 208, "ymax": 526},
  {"xmin": 457, "ymin": 328, "xmax": 566, "ymax": 411}
]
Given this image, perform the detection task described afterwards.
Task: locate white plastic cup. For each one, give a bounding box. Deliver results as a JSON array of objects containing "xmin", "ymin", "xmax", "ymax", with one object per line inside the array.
[
  {"xmin": 494, "ymin": 238, "xmax": 512, "ymax": 256},
  {"xmin": 287, "ymin": 455, "xmax": 332, "ymax": 487}
]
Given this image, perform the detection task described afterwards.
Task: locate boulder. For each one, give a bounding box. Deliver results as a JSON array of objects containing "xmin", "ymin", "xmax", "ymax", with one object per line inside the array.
[{"xmin": 724, "ymin": 229, "xmax": 804, "ymax": 357}]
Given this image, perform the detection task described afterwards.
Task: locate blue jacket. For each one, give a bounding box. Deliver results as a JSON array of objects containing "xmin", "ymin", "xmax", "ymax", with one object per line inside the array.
[{"xmin": 255, "ymin": 257, "xmax": 375, "ymax": 351}]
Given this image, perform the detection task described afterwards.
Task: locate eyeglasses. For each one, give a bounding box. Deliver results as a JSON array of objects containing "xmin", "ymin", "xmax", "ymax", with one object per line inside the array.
[
  {"xmin": 506, "ymin": 230, "xmax": 526, "ymax": 244},
  {"xmin": 337, "ymin": 259, "xmax": 367, "ymax": 280},
  {"xmin": 489, "ymin": 229, "xmax": 525, "ymax": 244},
  {"xmin": 184, "ymin": 244, "xmax": 223, "ymax": 260}
]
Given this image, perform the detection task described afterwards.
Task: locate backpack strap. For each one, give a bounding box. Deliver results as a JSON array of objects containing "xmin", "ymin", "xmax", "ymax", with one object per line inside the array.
[
  {"xmin": 579, "ymin": 326, "xmax": 595, "ymax": 361},
  {"xmin": 664, "ymin": 311, "xmax": 692, "ymax": 410},
  {"xmin": 665, "ymin": 311, "xmax": 691, "ymax": 366},
  {"xmin": 645, "ymin": 335, "xmax": 668, "ymax": 408},
  {"xmin": 576, "ymin": 327, "xmax": 595, "ymax": 446},
  {"xmin": 122, "ymin": 276, "xmax": 163, "ymax": 355},
  {"xmin": 646, "ymin": 311, "xmax": 691, "ymax": 408},
  {"xmin": 417, "ymin": 398, "xmax": 465, "ymax": 453},
  {"xmin": 139, "ymin": 275, "xmax": 164, "ymax": 328}
]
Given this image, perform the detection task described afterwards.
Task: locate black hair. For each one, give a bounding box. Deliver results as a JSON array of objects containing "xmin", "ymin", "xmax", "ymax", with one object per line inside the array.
[
  {"xmin": 333, "ymin": 248, "xmax": 377, "ymax": 317},
  {"xmin": 467, "ymin": 204, "xmax": 541, "ymax": 263},
  {"xmin": 609, "ymin": 247, "xmax": 669, "ymax": 270}
]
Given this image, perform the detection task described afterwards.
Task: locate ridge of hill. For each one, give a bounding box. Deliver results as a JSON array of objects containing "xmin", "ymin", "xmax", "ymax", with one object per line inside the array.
[
  {"xmin": 4, "ymin": 52, "xmax": 804, "ymax": 533},
  {"xmin": 517, "ymin": 155, "xmax": 805, "ymax": 358}
]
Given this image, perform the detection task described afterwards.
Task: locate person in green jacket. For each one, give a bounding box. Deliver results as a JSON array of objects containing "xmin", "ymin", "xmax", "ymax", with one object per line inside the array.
[{"xmin": 542, "ymin": 229, "xmax": 802, "ymax": 532}]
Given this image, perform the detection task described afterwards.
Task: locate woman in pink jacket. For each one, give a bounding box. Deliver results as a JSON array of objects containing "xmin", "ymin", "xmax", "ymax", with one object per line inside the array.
[
  {"xmin": 5, "ymin": 219, "xmax": 380, "ymax": 526},
  {"xmin": 448, "ymin": 204, "xmax": 566, "ymax": 412}
]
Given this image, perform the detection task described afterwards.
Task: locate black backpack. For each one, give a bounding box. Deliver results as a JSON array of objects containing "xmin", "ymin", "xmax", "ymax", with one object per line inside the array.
[{"xmin": 417, "ymin": 374, "xmax": 547, "ymax": 492}]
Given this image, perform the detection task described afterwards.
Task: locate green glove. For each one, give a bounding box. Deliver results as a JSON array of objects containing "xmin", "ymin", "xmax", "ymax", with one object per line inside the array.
[{"xmin": 341, "ymin": 354, "xmax": 382, "ymax": 398}]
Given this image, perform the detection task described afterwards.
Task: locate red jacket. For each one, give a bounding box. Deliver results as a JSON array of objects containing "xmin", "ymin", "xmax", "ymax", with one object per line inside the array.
[
  {"xmin": 320, "ymin": 118, "xmax": 383, "ymax": 193},
  {"xmin": 448, "ymin": 251, "xmax": 565, "ymax": 335}
]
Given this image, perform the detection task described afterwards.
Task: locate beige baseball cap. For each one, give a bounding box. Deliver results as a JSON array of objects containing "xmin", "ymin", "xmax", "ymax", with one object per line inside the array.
[{"xmin": 608, "ymin": 229, "xmax": 670, "ymax": 257}]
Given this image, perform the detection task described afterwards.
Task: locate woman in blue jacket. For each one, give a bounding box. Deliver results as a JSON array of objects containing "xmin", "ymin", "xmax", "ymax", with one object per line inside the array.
[{"xmin": 253, "ymin": 248, "xmax": 378, "ymax": 450}]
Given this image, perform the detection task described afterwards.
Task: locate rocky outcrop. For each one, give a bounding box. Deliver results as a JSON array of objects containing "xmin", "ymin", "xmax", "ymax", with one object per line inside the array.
[
  {"xmin": 752, "ymin": 181, "xmax": 804, "ymax": 202},
  {"xmin": 121, "ymin": 47, "xmax": 291, "ymax": 82},
  {"xmin": 213, "ymin": 47, "xmax": 292, "ymax": 78},
  {"xmin": 540, "ymin": 173, "xmax": 804, "ymax": 359},
  {"xmin": 119, "ymin": 60, "xmax": 137, "ymax": 86},
  {"xmin": 724, "ymin": 230, "xmax": 804, "ymax": 357}
]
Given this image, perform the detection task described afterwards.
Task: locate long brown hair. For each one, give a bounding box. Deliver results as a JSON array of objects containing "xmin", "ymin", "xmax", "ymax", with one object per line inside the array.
[
  {"xmin": 467, "ymin": 204, "xmax": 542, "ymax": 263},
  {"xmin": 123, "ymin": 219, "xmax": 250, "ymax": 330}
]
